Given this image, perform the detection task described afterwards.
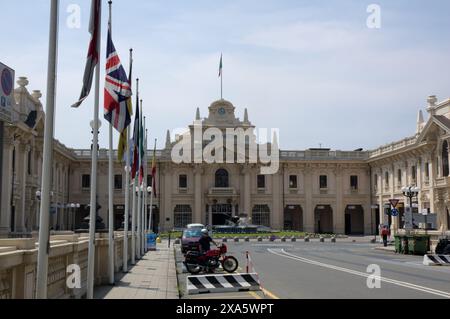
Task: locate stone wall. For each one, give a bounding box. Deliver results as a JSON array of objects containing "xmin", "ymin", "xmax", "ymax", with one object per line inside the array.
[{"xmin": 0, "ymin": 232, "xmax": 132, "ymax": 299}]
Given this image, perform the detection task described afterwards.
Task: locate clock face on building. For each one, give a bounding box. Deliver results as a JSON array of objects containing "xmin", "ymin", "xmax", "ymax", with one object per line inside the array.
[{"xmin": 218, "ymin": 107, "xmax": 226, "ymax": 115}]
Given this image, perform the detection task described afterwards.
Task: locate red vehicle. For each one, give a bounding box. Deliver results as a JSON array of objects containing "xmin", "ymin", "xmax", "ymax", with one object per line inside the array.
[{"xmin": 183, "ymin": 244, "xmax": 239, "ymax": 275}]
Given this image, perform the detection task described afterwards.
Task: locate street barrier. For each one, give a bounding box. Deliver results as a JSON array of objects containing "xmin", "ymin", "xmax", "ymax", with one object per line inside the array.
[
  {"xmin": 423, "ymin": 254, "xmax": 450, "ymax": 266},
  {"xmin": 186, "ymin": 273, "xmax": 261, "ymax": 295}
]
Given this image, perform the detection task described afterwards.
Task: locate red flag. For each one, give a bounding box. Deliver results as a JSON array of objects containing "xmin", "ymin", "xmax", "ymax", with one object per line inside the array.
[{"xmin": 71, "ymin": 0, "xmax": 101, "ymax": 108}]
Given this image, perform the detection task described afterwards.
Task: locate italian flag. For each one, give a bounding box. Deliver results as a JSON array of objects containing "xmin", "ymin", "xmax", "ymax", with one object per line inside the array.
[{"xmin": 218, "ymin": 54, "xmax": 223, "ymax": 78}]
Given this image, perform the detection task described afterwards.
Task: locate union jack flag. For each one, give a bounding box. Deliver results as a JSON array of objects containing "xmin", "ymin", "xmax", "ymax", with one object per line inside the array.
[{"xmin": 104, "ymin": 28, "xmax": 132, "ymax": 133}]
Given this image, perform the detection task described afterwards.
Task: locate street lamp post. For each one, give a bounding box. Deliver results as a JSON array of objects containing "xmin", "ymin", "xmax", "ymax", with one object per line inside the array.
[{"xmin": 401, "ymin": 186, "xmax": 420, "ymax": 232}]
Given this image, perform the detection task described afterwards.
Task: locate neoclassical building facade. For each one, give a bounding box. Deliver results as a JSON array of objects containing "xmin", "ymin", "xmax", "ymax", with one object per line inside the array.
[{"xmin": 1, "ymin": 77, "xmax": 449, "ymax": 237}]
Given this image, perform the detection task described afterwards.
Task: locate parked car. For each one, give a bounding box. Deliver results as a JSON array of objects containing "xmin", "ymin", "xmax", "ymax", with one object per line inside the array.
[
  {"xmin": 186, "ymin": 223, "xmax": 205, "ymax": 230},
  {"xmin": 181, "ymin": 228, "xmax": 203, "ymax": 254}
]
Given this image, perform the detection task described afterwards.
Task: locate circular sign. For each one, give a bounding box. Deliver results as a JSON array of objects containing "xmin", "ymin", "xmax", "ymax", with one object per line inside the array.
[
  {"xmin": 1, "ymin": 68, "xmax": 13, "ymax": 96},
  {"xmin": 391, "ymin": 209, "xmax": 399, "ymax": 217},
  {"xmin": 218, "ymin": 107, "xmax": 226, "ymax": 115}
]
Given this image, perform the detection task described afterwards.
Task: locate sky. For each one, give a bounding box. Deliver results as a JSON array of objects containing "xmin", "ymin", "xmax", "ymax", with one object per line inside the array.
[{"xmin": 2, "ymin": 0, "xmax": 450, "ymax": 151}]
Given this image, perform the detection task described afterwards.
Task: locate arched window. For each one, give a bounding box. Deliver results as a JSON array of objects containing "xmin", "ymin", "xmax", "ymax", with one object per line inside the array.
[
  {"xmin": 215, "ymin": 169, "xmax": 229, "ymax": 188},
  {"xmin": 442, "ymin": 141, "xmax": 449, "ymax": 177}
]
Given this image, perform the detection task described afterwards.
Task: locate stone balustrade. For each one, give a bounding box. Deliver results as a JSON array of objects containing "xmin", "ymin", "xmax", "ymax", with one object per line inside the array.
[{"xmin": 0, "ymin": 232, "xmax": 132, "ymax": 299}]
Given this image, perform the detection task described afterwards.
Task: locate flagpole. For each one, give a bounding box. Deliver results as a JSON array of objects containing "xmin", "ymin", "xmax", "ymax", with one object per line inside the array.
[
  {"xmin": 143, "ymin": 119, "xmax": 147, "ymax": 252},
  {"xmin": 137, "ymin": 99, "xmax": 142, "ymax": 258},
  {"xmin": 123, "ymin": 48, "xmax": 133, "ymax": 272},
  {"xmin": 132, "ymin": 78, "xmax": 139, "ymax": 263},
  {"xmin": 220, "ymin": 54, "xmax": 223, "ymax": 100},
  {"xmin": 107, "ymin": 0, "xmax": 115, "ymax": 287},
  {"xmin": 36, "ymin": 0, "xmax": 59, "ymax": 299},
  {"xmin": 87, "ymin": 0, "xmax": 102, "ymax": 299},
  {"xmin": 149, "ymin": 139, "xmax": 157, "ymax": 233},
  {"xmin": 140, "ymin": 99, "xmax": 145, "ymax": 256}
]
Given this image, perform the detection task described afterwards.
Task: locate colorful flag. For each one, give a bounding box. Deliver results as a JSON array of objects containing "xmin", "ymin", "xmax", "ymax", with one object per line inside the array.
[
  {"xmin": 151, "ymin": 141, "xmax": 157, "ymax": 197},
  {"xmin": 104, "ymin": 22, "xmax": 132, "ymax": 133},
  {"xmin": 218, "ymin": 54, "xmax": 223, "ymax": 78},
  {"xmin": 138, "ymin": 103, "xmax": 145, "ymax": 185},
  {"xmin": 72, "ymin": 0, "xmax": 101, "ymax": 108},
  {"xmin": 131, "ymin": 82, "xmax": 140, "ymax": 180},
  {"xmin": 118, "ymin": 51, "xmax": 133, "ymax": 162}
]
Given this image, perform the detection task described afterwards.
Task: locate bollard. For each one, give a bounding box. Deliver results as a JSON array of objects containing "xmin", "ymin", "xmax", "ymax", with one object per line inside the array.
[
  {"xmin": 174, "ymin": 238, "xmax": 181, "ymax": 245},
  {"xmin": 304, "ymin": 236, "xmax": 310, "ymax": 242},
  {"xmin": 331, "ymin": 237, "xmax": 336, "ymax": 243},
  {"xmin": 291, "ymin": 236, "xmax": 297, "ymax": 242},
  {"xmin": 234, "ymin": 237, "xmax": 239, "ymax": 243},
  {"xmin": 245, "ymin": 237, "xmax": 250, "ymax": 242},
  {"xmin": 320, "ymin": 237, "xmax": 325, "ymax": 243},
  {"xmin": 281, "ymin": 236, "xmax": 287, "ymax": 242},
  {"xmin": 257, "ymin": 236, "xmax": 263, "ymax": 242},
  {"xmin": 222, "ymin": 238, "xmax": 228, "ymax": 243}
]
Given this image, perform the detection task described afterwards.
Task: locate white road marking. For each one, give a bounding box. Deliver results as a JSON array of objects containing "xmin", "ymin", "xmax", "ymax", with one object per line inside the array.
[{"xmin": 267, "ymin": 248, "xmax": 450, "ymax": 299}]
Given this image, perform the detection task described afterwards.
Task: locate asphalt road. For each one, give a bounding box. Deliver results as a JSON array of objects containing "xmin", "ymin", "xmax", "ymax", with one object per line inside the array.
[{"xmin": 175, "ymin": 240, "xmax": 450, "ymax": 299}]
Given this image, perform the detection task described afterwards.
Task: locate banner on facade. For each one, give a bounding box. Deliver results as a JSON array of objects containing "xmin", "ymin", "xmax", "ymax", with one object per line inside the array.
[{"xmin": 0, "ymin": 62, "xmax": 15, "ymax": 123}]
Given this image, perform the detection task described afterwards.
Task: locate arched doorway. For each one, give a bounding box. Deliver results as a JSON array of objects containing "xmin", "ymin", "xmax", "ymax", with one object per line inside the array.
[
  {"xmin": 215, "ymin": 169, "xmax": 229, "ymax": 188},
  {"xmin": 345, "ymin": 205, "xmax": 364, "ymax": 235},
  {"xmin": 315, "ymin": 205, "xmax": 333, "ymax": 234},
  {"xmin": 284, "ymin": 205, "xmax": 303, "ymax": 231}
]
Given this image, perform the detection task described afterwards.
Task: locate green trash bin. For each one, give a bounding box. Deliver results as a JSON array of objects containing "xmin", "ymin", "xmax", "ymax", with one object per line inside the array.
[
  {"xmin": 408, "ymin": 235, "xmax": 430, "ymax": 255},
  {"xmin": 394, "ymin": 235, "xmax": 403, "ymax": 253}
]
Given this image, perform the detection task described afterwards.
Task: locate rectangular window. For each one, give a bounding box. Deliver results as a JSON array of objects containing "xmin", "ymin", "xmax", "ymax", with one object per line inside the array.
[
  {"xmin": 27, "ymin": 151, "xmax": 32, "ymax": 175},
  {"xmin": 425, "ymin": 163, "xmax": 430, "ymax": 180},
  {"xmin": 397, "ymin": 169, "xmax": 402, "ymax": 184},
  {"xmin": 374, "ymin": 174, "xmax": 378, "ymax": 190},
  {"xmin": 114, "ymin": 175, "xmax": 122, "ymax": 190},
  {"xmin": 350, "ymin": 175, "xmax": 358, "ymax": 190},
  {"xmin": 257, "ymin": 175, "xmax": 266, "ymax": 189},
  {"xmin": 289, "ymin": 175, "xmax": 298, "ymax": 189},
  {"xmin": 411, "ymin": 166, "xmax": 417, "ymax": 183},
  {"xmin": 82, "ymin": 174, "xmax": 91, "ymax": 189},
  {"xmin": 320, "ymin": 175, "xmax": 328, "ymax": 189},
  {"xmin": 179, "ymin": 175, "xmax": 187, "ymax": 188}
]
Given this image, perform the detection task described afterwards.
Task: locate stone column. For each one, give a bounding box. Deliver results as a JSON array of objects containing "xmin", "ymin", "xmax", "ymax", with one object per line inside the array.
[
  {"xmin": 163, "ymin": 165, "xmax": 172, "ymax": 231},
  {"xmin": 193, "ymin": 166, "xmax": 202, "ymax": 224},
  {"xmin": 16, "ymin": 144, "xmax": 28, "ymax": 233},
  {"xmin": 272, "ymin": 170, "xmax": 281, "ymax": 230},
  {"xmin": 304, "ymin": 166, "xmax": 314, "ymax": 233},
  {"xmin": 334, "ymin": 167, "xmax": 344, "ymax": 234},
  {"xmin": 0, "ymin": 142, "xmax": 14, "ymax": 236},
  {"xmin": 208, "ymin": 204, "xmax": 213, "ymax": 228},
  {"xmin": 243, "ymin": 165, "xmax": 251, "ymax": 216}
]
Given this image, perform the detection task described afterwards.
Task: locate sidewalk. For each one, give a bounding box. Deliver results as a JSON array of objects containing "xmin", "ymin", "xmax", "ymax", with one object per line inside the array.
[{"xmin": 95, "ymin": 242, "xmax": 179, "ymax": 299}]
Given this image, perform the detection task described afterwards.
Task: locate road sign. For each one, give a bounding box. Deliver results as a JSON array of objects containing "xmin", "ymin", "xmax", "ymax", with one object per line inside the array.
[
  {"xmin": 389, "ymin": 199, "xmax": 399, "ymax": 208},
  {"xmin": 422, "ymin": 209, "xmax": 429, "ymax": 216},
  {"xmin": 391, "ymin": 208, "xmax": 399, "ymax": 217},
  {"xmin": 0, "ymin": 62, "xmax": 15, "ymax": 123}
]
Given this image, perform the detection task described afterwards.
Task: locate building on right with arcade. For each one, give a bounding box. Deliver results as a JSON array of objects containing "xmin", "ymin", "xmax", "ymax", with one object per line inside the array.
[{"xmin": 368, "ymin": 95, "xmax": 450, "ymax": 235}]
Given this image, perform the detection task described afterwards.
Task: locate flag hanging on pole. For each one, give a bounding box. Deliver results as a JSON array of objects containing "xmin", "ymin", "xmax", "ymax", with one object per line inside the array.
[
  {"xmin": 104, "ymin": 19, "xmax": 132, "ymax": 133},
  {"xmin": 118, "ymin": 50, "xmax": 134, "ymax": 162},
  {"xmin": 138, "ymin": 101, "xmax": 145, "ymax": 185},
  {"xmin": 151, "ymin": 140, "xmax": 157, "ymax": 198},
  {"xmin": 71, "ymin": 0, "xmax": 101, "ymax": 108},
  {"xmin": 218, "ymin": 54, "xmax": 223, "ymax": 78},
  {"xmin": 131, "ymin": 81, "xmax": 140, "ymax": 180}
]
